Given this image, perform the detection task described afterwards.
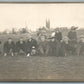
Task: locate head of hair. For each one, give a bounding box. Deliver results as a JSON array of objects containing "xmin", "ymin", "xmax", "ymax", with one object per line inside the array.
[
  {"xmin": 8, "ymin": 37, "xmax": 12, "ymax": 39},
  {"xmin": 20, "ymin": 37, "xmax": 23, "ymax": 39}
]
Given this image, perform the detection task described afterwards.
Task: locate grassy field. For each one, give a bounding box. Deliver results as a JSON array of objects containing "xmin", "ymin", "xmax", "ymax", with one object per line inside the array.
[{"xmin": 0, "ymin": 55, "xmax": 84, "ymax": 81}]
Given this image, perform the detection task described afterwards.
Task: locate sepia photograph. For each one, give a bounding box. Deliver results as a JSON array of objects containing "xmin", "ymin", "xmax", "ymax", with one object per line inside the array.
[{"xmin": 0, "ymin": 3, "xmax": 84, "ymax": 81}]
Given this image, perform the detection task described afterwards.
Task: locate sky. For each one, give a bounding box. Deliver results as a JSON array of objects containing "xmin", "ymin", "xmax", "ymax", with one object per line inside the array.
[{"xmin": 0, "ymin": 3, "xmax": 84, "ymax": 31}]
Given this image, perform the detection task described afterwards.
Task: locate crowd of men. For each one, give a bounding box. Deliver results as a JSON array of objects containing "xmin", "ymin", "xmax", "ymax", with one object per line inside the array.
[{"xmin": 3, "ymin": 26, "xmax": 84, "ymax": 57}]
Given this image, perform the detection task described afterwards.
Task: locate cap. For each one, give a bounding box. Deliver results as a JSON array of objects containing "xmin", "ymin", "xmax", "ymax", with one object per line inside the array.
[{"xmin": 71, "ymin": 26, "xmax": 78, "ymax": 30}]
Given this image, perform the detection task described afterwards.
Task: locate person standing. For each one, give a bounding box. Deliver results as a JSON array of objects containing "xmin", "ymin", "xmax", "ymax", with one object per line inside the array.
[
  {"xmin": 68, "ymin": 26, "xmax": 78, "ymax": 55},
  {"xmin": 49, "ymin": 37, "xmax": 57, "ymax": 56},
  {"xmin": 54, "ymin": 28, "xmax": 62, "ymax": 56},
  {"xmin": 54, "ymin": 28, "xmax": 62, "ymax": 42}
]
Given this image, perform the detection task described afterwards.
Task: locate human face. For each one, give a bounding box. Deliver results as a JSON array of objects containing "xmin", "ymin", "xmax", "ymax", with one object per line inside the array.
[
  {"xmin": 56, "ymin": 30, "xmax": 59, "ymax": 33},
  {"xmin": 20, "ymin": 38, "xmax": 23, "ymax": 42},
  {"xmin": 41, "ymin": 36, "xmax": 46, "ymax": 42},
  {"xmin": 29, "ymin": 38, "xmax": 32, "ymax": 41},
  {"xmin": 8, "ymin": 38, "xmax": 12, "ymax": 43},
  {"xmin": 51, "ymin": 38, "xmax": 55, "ymax": 42},
  {"xmin": 63, "ymin": 37, "xmax": 68, "ymax": 42},
  {"xmin": 81, "ymin": 38, "xmax": 84, "ymax": 42}
]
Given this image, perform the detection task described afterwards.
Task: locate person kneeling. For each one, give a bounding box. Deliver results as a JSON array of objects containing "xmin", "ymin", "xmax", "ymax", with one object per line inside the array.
[
  {"xmin": 39, "ymin": 35, "xmax": 49, "ymax": 56},
  {"xmin": 15, "ymin": 37, "xmax": 26, "ymax": 55},
  {"xmin": 3, "ymin": 38, "xmax": 15, "ymax": 56}
]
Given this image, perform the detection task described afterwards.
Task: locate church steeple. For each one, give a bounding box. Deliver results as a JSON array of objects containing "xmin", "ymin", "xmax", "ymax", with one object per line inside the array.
[{"xmin": 46, "ymin": 19, "xmax": 50, "ymax": 29}]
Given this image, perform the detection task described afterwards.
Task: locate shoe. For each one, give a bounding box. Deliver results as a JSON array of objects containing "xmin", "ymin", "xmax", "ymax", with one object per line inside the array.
[
  {"xmin": 11, "ymin": 53, "xmax": 14, "ymax": 56},
  {"xmin": 27, "ymin": 53, "xmax": 30, "ymax": 57},
  {"xmin": 4, "ymin": 53, "xmax": 7, "ymax": 56}
]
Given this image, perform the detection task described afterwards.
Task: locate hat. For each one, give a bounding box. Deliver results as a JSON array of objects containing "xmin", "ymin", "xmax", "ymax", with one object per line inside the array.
[
  {"xmin": 51, "ymin": 32, "xmax": 55, "ymax": 37},
  {"xmin": 71, "ymin": 26, "xmax": 78, "ymax": 30},
  {"xmin": 8, "ymin": 37, "xmax": 12, "ymax": 39}
]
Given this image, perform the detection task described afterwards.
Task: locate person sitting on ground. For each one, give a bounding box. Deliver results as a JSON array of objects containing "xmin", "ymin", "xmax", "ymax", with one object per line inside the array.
[
  {"xmin": 15, "ymin": 37, "xmax": 26, "ymax": 55},
  {"xmin": 3, "ymin": 38, "xmax": 15, "ymax": 56}
]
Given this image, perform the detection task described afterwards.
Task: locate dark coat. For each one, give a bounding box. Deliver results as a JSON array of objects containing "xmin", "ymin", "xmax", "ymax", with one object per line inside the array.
[
  {"xmin": 4, "ymin": 41, "xmax": 15, "ymax": 53},
  {"xmin": 68, "ymin": 31, "xmax": 77, "ymax": 41},
  {"xmin": 16, "ymin": 41, "xmax": 26, "ymax": 52},
  {"xmin": 26, "ymin": 38, "xmax": 38, "ymax": 53},
  {"xmin": 54, "ymin": 32, "xmax": 62, "ymax": 42},
  {"xmin": 68, "ymin": 31, "xmax": 77, "ymax": 55},
  {"xmin": 39, "ymin": 40, "xmax": 49, "ymax": 55},
  {"xmin": 61, "ymin": 41, "xmax": 70, "ymax": 50},
  {"xmin": 79, "ymin": 41, "xmax": 84, "ymax": 55},
  {"xmin": 49, "ymin": 40, "xmax": 57, "ymax": 56},
  {"xmin": 60, "ymin": 41, "xmax": 70, "ymax": 56}
]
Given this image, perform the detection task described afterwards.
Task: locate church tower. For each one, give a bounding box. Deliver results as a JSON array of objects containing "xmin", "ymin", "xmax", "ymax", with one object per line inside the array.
[{"xmin": 46, "ymin": 19, "xmax": 50, "ymax": 29}]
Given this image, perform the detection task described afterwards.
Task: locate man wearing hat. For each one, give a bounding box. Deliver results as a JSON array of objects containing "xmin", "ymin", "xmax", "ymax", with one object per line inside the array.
[
  {"xmin": 68, "ymin": 26, "xmax": 78, "ymax": 55},
  {"xmin": 68, "ymin": 26, "xmax": 78, "ymax": 41}
]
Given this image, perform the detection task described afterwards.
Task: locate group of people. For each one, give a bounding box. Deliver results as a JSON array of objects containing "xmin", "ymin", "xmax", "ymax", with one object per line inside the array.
[
  {"xmin": 3, "ymin": 26, "xmax": 84, "ymax": 57},
  {"xmin": 4, "ymin": 36, "xmax": 38, "ymax": 56}
]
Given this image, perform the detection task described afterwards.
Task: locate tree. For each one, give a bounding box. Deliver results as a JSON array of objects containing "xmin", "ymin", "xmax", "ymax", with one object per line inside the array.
[{"xmin": 2, "ymin": 30, "xmax": 8, "ymax": 34}]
